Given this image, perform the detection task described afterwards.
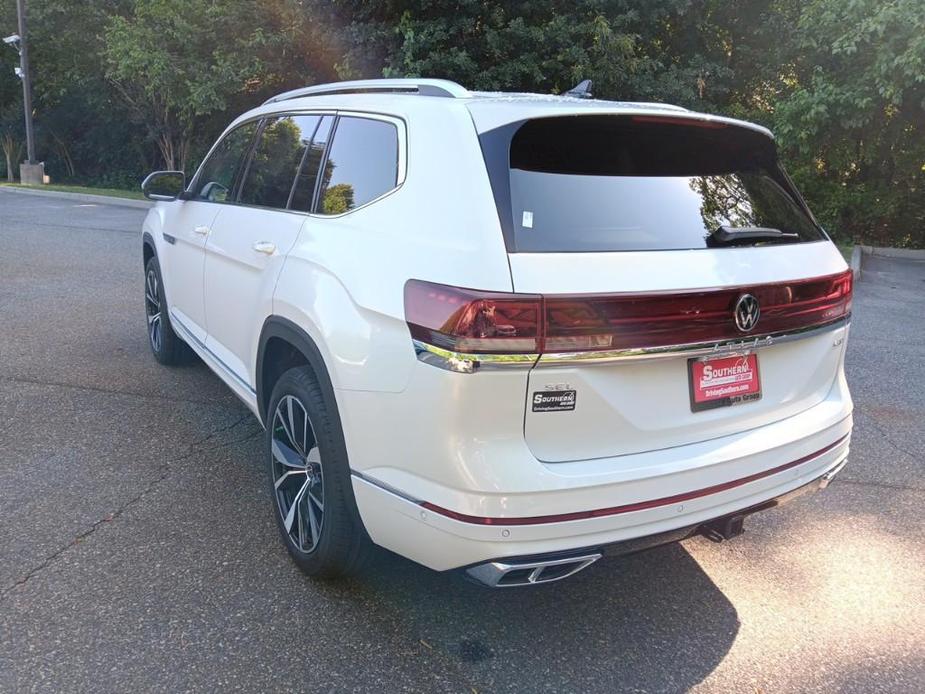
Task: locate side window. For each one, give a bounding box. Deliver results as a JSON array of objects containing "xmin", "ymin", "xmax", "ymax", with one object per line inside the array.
[
  {"xmin": 290, "ymin": 116, "xmax": 333, "ymax": 212},
  {"xmin": 192, "ymin": 122, "xmax": 258, "ymax": 202},
  {"xmin": 239, "ymin": 115, "xmax": 321, "ymax": 209},
  {"xmin": 317, "ymin": 117, "xmax": 399, "ymax": 215}
]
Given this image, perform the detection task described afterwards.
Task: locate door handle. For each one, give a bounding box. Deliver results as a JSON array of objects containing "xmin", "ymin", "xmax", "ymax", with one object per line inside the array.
[
  {"xmin": 193, "ymin": 225, "xmax": 210, "ymax": 236},
  {"xmin": 252, "ymin": 241, "xmax": 276, "ymax": 255}
]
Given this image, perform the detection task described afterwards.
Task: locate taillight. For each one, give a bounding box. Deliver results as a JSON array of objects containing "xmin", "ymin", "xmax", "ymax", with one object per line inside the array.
[
  {"xmin": 403, "ymin": 281, "xmax": 542, "ymax": 354},
  {"xmin": 405, "ymin": 269, "xmax": 852, "ymax": 360},
  {"xmin": 543, "ymin": 269, "xmax": 853, "ymax": 353}
]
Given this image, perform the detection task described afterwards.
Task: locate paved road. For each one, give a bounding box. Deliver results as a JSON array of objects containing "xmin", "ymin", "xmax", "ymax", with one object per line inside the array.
[{"xmin": 1, "ymin": 189, "xmax": 923, "ymax": 693}]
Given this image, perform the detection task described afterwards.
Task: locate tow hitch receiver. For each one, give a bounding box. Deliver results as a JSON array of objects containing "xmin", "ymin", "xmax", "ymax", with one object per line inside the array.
[{"xmin": 702, "ymin": 514, "xmax": 746, "ymax": 542}]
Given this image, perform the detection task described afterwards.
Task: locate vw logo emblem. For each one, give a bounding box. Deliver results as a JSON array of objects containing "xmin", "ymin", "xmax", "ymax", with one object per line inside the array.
[{"xmin": 734, "ymin": 294, "xmax": 760, "ymax": 332}]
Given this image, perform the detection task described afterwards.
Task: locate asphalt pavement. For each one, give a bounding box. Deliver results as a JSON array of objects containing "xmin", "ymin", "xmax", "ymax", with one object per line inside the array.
[{"xmin": 0, "ymin": 189, "xmax": 923, "ymax": 693}]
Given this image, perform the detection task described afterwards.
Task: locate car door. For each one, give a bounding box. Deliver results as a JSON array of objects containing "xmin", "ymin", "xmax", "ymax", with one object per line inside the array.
[
  {"xmin": 202, "ymin": 114, "xmax": 332, "ymax": 389},
  {"xmin": 162, "ymin": 121, "xmax": 259, "ymax": 344}
]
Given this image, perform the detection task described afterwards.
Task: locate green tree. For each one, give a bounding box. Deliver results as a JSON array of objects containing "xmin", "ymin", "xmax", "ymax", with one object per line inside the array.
[
  {"xmin": 103, "ymin": 0, "xmax": 267, "ymax": 170},
  {"xmin": 769, "ymin": 0, "xmax": 925, "ymax": 246},
  {"xmin": 321, "ymin": 182, "xmax": 355, "ymax": 214},
  {"xmin": 1, "ymin": 109, "xmax": 23, "ymax": 182},
  {"xmin": 333, "ymin": 0, "xmax": 733, "ymax": 105},
  {"xmin": 102, "ymin": 0, "xmax": 342, "ymax": 173},
  {"xmin": 0, "ymin": 2, "xmax": 23, "ymax": 181}
]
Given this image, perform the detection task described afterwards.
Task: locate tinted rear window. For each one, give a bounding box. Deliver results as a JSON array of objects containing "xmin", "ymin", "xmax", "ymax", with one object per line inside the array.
[
  {"xmin": 239, "ymin": 115, "xmax": 321, "ymax": 209},
  {"xmin": 317, "ymin": 117, "xmax": 398, "ymax": 215},
  {"xmin": 289, "ymin": 116, "xmax": 333, "ymax": 212},
  {"xmin": 502, "ymin": 116, "xmax": 825, "ymax": 252}
]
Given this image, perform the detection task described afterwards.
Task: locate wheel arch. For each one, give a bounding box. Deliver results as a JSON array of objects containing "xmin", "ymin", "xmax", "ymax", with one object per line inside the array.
[
  {"xmin": 256, "ymin": 316, "xmax": 339, "ymax": 428},
  {"xmin": 142, "ymin": 231, "xmax": 157, "ymax": 268}
]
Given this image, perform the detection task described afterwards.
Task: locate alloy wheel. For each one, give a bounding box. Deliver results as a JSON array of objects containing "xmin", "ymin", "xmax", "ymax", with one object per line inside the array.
[
  {"xmin": 145, "ymin": 268, "xmax": 162, "ymax": 352},
  {"xmin": 271, "ymin": 395, "xmax": 325, "ymax": 553}
]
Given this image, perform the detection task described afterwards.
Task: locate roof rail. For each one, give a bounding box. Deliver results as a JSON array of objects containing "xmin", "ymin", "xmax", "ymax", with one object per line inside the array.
[{"xmin": 263, "ymin": 78, "xmax": 471, "ymax": 105}]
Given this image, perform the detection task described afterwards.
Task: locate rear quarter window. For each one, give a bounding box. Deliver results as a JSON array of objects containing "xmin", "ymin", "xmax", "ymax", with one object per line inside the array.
[{"xmin": 317, "ymin": 116, "xmax": 399, "ymax": 215}]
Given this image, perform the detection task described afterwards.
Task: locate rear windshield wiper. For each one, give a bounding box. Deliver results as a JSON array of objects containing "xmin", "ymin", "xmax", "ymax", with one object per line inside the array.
[{"xmin": 709, "ymin": 225, "xmax": 801, "ymax": 246}]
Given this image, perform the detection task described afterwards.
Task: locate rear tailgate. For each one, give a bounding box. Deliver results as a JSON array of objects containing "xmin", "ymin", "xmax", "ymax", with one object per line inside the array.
[
  {"xmin": 467, "ymin": 104, "xmax": 851, "ymax": 462},
  {"xmin": 511, "ymin": 244, "xmax": 850, "ymax": 461}
]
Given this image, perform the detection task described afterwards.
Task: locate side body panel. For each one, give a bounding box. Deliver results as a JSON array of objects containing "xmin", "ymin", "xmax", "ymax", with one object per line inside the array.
[
  {"xmin": 271, "ymin": 101, "xmax": 514, "ymax": 396},
  {"xmin": 151, "ymin": 201, "xmax": 221, "ymax": 343},
  {"xmin": 203, "ymin": 206, "xmax": 306, "ymax": 388}
]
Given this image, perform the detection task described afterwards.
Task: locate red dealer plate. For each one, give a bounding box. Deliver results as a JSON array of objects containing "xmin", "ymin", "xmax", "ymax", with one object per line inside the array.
[{"xmin": 689, "ymin": 353, "xmax": 761, "ymax": 412}]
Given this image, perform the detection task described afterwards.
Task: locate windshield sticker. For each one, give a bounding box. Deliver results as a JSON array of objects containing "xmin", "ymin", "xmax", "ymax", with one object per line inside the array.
[{"xmin": 522, "ymin": 210, "xmax": 534, "ymax": 228}]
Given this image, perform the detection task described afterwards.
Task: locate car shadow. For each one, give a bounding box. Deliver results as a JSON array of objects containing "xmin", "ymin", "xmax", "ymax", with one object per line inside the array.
[{"xmin": 346, "ymin": 542, "xmax": 739, "ymax": 692}]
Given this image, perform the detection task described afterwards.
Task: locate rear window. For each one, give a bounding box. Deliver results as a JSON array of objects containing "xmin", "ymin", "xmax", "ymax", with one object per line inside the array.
[
  {"xmin": 500, "ymin": 115, "xmax": 825, "ymax": 252},
  {"xmin": 239, "ymin": 115, "xmax": 322, "ymax": 209},
  {"xmin": 289, "ymin": 116, "xmax": 333, "ymax": 212}
]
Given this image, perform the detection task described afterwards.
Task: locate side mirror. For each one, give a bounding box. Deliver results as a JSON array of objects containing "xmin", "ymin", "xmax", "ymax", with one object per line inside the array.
[{"xmin": 142, "ymin": 171, "xmax": 186, "ymax": 201}]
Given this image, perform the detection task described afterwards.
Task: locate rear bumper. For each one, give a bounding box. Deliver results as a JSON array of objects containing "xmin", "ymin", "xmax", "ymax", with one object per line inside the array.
[
  {"xmin": 599, "ymin": 453, "xmax": 845, "ymax": 559},
  {"xmin": 463, "ymin": 457, "xmax": 847, "ymax": 586},
  {"xmin": 351, "ymin": 414, "xmax": 851, "ymax": 571}
]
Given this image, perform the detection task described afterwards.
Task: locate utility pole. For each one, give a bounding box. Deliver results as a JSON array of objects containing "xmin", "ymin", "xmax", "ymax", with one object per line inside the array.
[
  {"xmin": 6, "ymin": 0, "xmax": 44, "ymax": 184},
  {"xmin": 16, "ymin": 0, "xmax": 36, "ymax": 165}
]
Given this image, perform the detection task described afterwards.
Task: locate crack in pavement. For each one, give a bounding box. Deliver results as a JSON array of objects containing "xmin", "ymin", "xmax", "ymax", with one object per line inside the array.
[
  {"xmin": 0, "ymin": 413, "xmax": 259, "ymax": 602},
  {"xmin": 854, "ymin": 406, "xmax": 922, "ymax": 462},
  {"xmin": 1, "ymin": 374, "xmax": 244, "ymax": 411}
]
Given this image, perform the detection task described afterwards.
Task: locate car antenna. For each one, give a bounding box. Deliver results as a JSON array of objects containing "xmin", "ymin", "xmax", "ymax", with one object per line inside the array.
[{"xmin": 564, "ymin": 79, "xmax": 593, "ymax": 99}]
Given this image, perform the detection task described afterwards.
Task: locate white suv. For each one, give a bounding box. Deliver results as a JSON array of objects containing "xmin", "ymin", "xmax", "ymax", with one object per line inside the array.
[{"xmin": 141, "ymin": 78, "xmax": 853, "ymax": 586}]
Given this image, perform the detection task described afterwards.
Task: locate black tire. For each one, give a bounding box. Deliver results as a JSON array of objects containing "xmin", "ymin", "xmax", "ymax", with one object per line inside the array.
[
  {"xmin": 144, "ymin": 255, "xmax": 191, "ymax": 365},
  {"xmin": 266, "ymin": 366, "xmax": 372, "ymax": 578}
]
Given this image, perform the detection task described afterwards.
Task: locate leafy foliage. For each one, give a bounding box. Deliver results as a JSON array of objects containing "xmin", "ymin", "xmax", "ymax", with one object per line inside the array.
[
  {"xmin": 769, "ymin": 0, "xmax": 925, "ymax": 246},
  {"xmin": 0, "ymin": 0, "xmax": 921, "ymax": 245}
]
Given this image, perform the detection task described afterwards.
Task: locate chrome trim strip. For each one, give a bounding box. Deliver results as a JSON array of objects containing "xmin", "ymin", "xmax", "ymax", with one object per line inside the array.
[
  {"xmin": 537, "ymin": 317, "xmax": 850, "ymax": 367},
  {"xmin": 413, "ymin": 339, "xmax": 538, "ymax": 373},
  {"xmin": 169, "ymin": 310, "xmax": 257, "ymax": 395},
  {"xmin": 350, "ymin": 470, "xmax": 423, "ymax": 504},
  {"xmin": 411, "ymin": 318, "xmax": 848, "ymax": 372}
]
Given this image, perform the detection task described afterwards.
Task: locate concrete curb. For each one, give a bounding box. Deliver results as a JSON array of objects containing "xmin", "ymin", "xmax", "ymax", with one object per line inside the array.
[
  {"xmin": 0, "ymin": 185, "xmax": 152, "ymax": 210},
  {"xmin": 849, "ymin": 245, "xmax": 925, "ymax": 281},
  {"xmin": 858, "ymin": 245, "xmax": 925, "ymax": 261}
]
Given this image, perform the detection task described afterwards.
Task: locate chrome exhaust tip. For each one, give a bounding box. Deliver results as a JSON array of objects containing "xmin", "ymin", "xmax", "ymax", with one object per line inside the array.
[
  {"xmin": 465, "ymin": 553, "xmax": 602, "ymax": 588},
  {"xmin": 819, "ymin": 458, "xmax": 848, "ymax": 489}
]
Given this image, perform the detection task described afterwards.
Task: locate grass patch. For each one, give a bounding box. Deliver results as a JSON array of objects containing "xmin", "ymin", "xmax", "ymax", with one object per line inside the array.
[{"xmin": 0, "ymin": 182, "xmax": 145, "ymax": 201}]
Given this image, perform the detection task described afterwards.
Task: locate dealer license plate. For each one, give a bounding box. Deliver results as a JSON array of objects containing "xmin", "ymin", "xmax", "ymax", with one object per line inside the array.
[{"xmin": 689, "ymin": 353, "xmax": 761, "ymax": 412}]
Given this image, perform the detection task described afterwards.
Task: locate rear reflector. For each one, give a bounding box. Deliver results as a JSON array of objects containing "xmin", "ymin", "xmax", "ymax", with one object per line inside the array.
[{"xmin": 404, "ymin": 269, "xmax": 852, "ymax": 356}]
